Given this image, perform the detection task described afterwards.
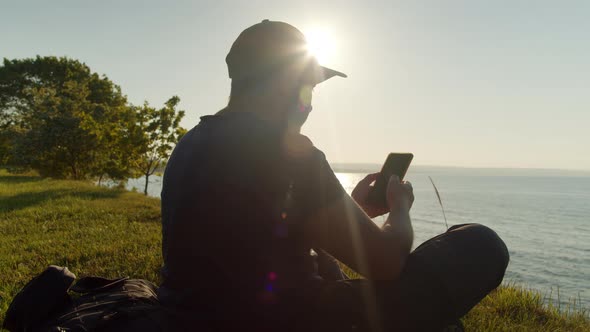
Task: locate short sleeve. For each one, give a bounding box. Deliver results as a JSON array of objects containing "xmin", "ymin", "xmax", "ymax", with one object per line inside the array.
[{"xmin": 291, "ymin": 148, "xmax": 347, "ymax": 221}]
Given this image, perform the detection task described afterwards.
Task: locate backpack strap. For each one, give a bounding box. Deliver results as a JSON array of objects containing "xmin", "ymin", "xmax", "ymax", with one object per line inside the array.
[{"xmin": 70, "ymin": 276, "xmax": 128, "ymax": 294}]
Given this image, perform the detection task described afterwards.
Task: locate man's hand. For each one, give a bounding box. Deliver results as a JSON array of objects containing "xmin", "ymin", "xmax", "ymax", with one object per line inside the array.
[
  {"xmin": 386, "ymin": 175, "xmax": 414, "ymax": 213},
  {"xmin": 351, "ymin": 173, "xmax": 390, "ymax": 218}
]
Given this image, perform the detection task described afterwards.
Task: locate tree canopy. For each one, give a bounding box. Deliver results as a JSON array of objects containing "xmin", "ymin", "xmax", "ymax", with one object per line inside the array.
[
  {"xmin": 134, "ymin": 96, "xmax": 186, "ymax": 195},
  {"xmin": 0, "ymin": 56, "xmax": 186, "ymax": 183}
]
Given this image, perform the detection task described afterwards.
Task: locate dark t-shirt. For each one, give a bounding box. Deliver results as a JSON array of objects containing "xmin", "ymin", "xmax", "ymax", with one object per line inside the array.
[{"xmin": 159, "ymin": 111, "xmax": 345, "ymax": 327}]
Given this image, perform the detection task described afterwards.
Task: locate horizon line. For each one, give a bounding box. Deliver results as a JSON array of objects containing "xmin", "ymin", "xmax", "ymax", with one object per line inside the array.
[{"xmin": 331, "ymin": 162, "xmax": 590, "ymax": 173}]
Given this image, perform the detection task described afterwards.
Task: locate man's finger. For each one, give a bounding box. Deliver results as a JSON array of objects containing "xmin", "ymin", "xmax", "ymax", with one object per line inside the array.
[
  {"xmin": 389, "ymin": 175, "xmax": 400, "ymax": 183},
  {"xmin": 360, "ymin": 172, "xmax": 380, "ymax": 183}
]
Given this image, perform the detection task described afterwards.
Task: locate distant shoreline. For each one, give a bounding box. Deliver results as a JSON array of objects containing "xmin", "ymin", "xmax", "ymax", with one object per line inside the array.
[{"xmin": 332, "ymin": 163, "xmax": 590, "ymax": 177}]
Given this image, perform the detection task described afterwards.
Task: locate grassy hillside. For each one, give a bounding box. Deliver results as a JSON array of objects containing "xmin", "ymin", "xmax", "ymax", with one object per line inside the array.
[
  {"xmin": 0, "ymin": 171, "xmax": 588, "ymax": 331},
  {"xmin": 0, "ymin": 170, "xmax": 162, "ymax": 325}
]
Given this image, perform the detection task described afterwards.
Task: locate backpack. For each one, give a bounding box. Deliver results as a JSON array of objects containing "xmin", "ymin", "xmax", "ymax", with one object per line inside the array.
[
  {"xmin": 3, "ymin": 265, "xmax": 76, "ymax": 331},
  {"xmin": 3, "ymin": 266, "xmax": 165, "ymax": 332}
]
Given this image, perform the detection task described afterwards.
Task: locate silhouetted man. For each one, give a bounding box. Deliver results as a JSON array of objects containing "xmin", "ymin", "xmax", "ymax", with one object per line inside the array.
[{"xmin": 158, "ymin": 19, "xmax": 509, "ymax": 332}]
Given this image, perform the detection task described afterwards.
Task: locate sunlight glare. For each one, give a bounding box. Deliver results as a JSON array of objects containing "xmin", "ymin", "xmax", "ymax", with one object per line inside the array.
[{"xmin": 304, "ymin": 28, "xmax": 336, "ymax": 65}]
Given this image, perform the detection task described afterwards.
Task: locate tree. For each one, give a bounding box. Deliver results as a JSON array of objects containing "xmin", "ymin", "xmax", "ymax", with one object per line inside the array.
[
  {"xmin": 0, "ymin": 118, "xmax": 15, "ymax": 166},
  {"xmin": 0, "ymin": 56, "xmax": 139, "ymax": 180},
  {"xmin": 134, "ymin": 96, "xmax": 186, "ymax": 195}
]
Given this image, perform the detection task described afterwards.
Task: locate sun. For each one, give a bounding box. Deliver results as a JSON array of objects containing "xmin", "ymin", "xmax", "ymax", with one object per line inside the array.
[{"xmin": 304, "ymin": 27, "xmax": 336, "ymax": 65}]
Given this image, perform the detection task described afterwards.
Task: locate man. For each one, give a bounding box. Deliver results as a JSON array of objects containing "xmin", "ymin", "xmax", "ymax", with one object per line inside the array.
[{"xmin": 158, "ymin": 20, "xmax": 509, "ymax": 331}]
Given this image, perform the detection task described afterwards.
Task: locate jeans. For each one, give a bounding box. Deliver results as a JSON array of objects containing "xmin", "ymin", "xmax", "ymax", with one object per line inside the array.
[{"xmin": 308, "ymin": 223, "xmax": 510, "ymax": 332}]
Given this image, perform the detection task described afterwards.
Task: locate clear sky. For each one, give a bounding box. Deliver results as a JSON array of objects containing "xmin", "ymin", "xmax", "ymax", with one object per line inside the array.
[{"xmin": 3, "ymin": 0, "xmax": 589, "ymax": 170}]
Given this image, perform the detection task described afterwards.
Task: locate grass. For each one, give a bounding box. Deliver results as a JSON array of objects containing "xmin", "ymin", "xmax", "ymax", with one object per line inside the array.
[
  {"xmin": 0, "ymin": 170, "xmax": 162, "ymax": 326},
  {"xmin": 1, "ymin": 170, "xmax": 589, "ymax": 331},
  {"xmin": 462, "ymin": 284, "xmax": 589, "ymax": 331}
]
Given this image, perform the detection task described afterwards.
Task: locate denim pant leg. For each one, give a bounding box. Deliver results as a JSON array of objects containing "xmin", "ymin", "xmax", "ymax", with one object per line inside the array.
[
  {"xmin": 309, "ymin": 223, "xmax": 509, "ymax": 332},
  {"xmin": 408, "ymin": 223, "xmax": 509, "ymax": 319}
]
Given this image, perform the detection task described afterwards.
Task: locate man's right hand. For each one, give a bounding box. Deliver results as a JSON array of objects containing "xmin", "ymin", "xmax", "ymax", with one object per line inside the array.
[{"xmin": 386, "ymin": 175, "xmax": 414, "ymax": 213}]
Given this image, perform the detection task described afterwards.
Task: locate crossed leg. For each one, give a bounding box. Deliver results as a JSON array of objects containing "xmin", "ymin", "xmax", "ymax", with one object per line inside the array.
[{"xmin": 308, "ymin": 223, "xmax": 510, "ymax": 332}]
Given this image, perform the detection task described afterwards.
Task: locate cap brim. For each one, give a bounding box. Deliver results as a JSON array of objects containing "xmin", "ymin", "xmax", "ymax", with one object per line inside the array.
[{"xmin": 310, "ymin": 66, "xmax": 347, "ymax": 85}]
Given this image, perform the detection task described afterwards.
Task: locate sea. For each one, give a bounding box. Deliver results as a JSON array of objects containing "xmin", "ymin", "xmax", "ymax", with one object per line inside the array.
[{"xmin": 124, "ymin": 165, "xmax": 590, "ymax": 309}]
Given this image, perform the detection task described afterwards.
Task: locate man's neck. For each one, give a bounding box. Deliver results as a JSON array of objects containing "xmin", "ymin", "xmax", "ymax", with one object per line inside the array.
[{"xmin": 219, "ymin": 99, "xmax": 291, "ymax": 130}]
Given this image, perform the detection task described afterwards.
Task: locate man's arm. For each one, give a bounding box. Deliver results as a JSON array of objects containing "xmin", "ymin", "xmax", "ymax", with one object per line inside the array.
[
  {"xmin": 380, "ymin": 176, "xmax": 414, "ymax": 262},
  {"xmin": 381, "ymin": 208, "xmax": 414, "ymax": 264},
  {"xmin": 302, "ymin": 177, "xmax": 414, "ymax": 281}
]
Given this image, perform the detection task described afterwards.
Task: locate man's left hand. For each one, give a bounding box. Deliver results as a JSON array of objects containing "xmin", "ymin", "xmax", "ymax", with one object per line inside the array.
[{"xmin": 351, "ymin": 172, "xmax": 389, "ymax": 218}]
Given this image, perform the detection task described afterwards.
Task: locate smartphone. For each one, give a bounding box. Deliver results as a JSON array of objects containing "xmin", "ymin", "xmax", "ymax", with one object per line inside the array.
[{"xmin": 368, "ymin": 153, "xmax": 414, "ymax": 208}]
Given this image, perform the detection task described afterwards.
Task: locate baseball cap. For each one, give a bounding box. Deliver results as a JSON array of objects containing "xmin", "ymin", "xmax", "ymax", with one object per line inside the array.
[{"xmin": 226, "ymin": 19, "xmax": 347, "ymax": 85}]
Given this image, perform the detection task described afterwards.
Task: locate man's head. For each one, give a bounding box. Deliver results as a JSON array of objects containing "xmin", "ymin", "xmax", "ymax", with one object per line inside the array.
[{"xmin": 225, "ymin": 20, "xmax": 346, "ymax": 130}]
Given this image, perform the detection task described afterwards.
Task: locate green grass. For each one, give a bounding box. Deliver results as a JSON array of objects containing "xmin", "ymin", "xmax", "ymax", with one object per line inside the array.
[
  {"xmin": 462, "ymin": 284, "xmax": 589, "ymax": 331},
  {"xmin": 0, "ymin": 170, "xmax": 162, "ymax": 325},
  {"xmin": 1, "ymin": 170, "xmax": 589, "ymax": 331}
]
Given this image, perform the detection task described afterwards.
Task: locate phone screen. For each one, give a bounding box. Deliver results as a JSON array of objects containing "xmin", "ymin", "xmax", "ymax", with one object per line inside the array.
[{"xmin": 369, "ymin": 153, "xmax": 414, "ymax": 208}]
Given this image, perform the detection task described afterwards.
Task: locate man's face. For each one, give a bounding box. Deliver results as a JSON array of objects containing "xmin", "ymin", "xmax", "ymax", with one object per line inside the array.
[
  {"xmin": 298, "ymin": 85, "xmax": 313, "ymax": 112},
  {"xmin": 286, "ymin": 84, "xmax": 314, "ymax": 131}
]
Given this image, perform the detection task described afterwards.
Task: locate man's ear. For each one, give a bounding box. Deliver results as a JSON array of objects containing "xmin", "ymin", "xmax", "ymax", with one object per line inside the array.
[{"xmin": 273, "ymin": 67, "xmax": 302, "ymax": 97}]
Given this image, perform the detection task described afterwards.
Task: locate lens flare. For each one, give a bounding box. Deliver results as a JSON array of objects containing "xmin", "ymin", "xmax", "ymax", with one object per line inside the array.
[{"xmin": 304, "ymin": 28, "xmax": 336, "ymax": 65}]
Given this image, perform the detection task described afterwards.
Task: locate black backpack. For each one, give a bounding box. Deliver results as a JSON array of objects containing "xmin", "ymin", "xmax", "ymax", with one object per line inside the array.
[{"xmin": 3, "ymin": 265, "xmax": 165, "ymax": 332}]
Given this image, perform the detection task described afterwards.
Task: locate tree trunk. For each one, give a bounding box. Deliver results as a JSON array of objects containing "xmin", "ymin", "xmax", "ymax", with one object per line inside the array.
[
  {"xmin": 144, "ymin": 173, "xmax": 149, "ymax": 195},
  {"xmin": 71, "ymin": 164, "xmax": 78, "ymax": 180},
  {"xmin": 98, "ymin": 174, "xmax": 104, "ymax": 186}
]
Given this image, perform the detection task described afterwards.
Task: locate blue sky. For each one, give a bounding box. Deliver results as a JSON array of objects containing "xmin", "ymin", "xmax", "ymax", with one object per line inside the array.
[{"xmin": 3, "ymin": 0, "xmax": 589, "ymax": 170}]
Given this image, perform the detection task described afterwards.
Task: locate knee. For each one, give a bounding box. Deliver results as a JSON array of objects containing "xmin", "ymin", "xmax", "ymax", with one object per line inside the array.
[
  {"xmin": 452, "ymin": 223, "xmax": 510, "ymax": 287},
  {"xmin": 465, "ymin": 224, "xmax": 509, "ymax": 266}
]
